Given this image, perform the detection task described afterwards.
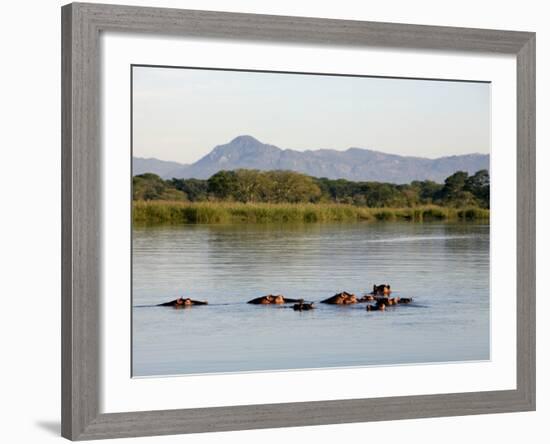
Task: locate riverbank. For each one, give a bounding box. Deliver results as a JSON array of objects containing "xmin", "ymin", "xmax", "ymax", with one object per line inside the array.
[{"xmin": 133, "ymin": 200, "xmax": 490, "ymax": 224}]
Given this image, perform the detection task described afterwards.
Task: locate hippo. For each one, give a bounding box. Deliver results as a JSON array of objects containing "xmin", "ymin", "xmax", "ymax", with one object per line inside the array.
[
  {"xmin": 366, "ymin": 301, "xmax": 386, "ymax": 312},
  {"xmin": 385, "ymin": 297, "xmax": 399, "ymax": 305},
  {"xmin": 321, "ymin": 291, "xmax": 357, "ymax": 305},
  {"xmin": 358, "ymin": 294, "xmax": 375, "ymax": 302},
  {"xmin": 158, "ymin": 297, "xmax": 208, "ymax": 307},
  {"xmin": 293, "ymin": 300, "xmax": 315, "ymax": 311},
  {"xmin": 247, "ymin": 295, "xmax": 302, "ymax": 305},
  {"xmin": 370, "ymin": 284, "xmax": 391, "ymax": 296}
]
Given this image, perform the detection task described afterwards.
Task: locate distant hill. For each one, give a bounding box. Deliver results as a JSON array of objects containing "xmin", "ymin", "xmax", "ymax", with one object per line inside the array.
[
  {"xmin": 132, "ymin": 157, "xmax": 188, "ymax": 178},
  {"xmin": 133, "ymin": 135, "xmax": 489, "ymax": 184}
]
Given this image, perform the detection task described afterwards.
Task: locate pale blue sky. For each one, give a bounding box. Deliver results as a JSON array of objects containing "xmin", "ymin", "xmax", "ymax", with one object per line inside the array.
[{"xmin": 132, "ymin": 66, "xmax": 490, "ymax": 164}]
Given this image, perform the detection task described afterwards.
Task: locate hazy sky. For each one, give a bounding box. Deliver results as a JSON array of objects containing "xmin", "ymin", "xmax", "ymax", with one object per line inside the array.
[{"xmin": 132, "ymin": 66, "xmax": 490, "ymax": 165}]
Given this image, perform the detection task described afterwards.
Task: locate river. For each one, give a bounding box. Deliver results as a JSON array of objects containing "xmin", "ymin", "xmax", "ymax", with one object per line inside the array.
[{"xmin": 132, "ymin": 222, "xmax": 490, "ymax": 376}]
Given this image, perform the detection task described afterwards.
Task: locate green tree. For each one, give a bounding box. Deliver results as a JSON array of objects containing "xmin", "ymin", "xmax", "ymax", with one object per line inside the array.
[
  {"xmin": 170, "ymin": 178, "xmax": 209, "ymax": 201},
  {"xmin": 438, "ymin": 171, "xmax": 469, "ymax": 204},
  {"xmin": 365, "ymin": 183, "xmax": 400, "ymax": 207},
  {"xmin": 133, "ymin": 173, "xmax": 187, "ymax": 201},
  {"xmin": 265, "ymin": 170, "xmax": 321, "ymax": 203},
  {"xmin": 411, "ymin": 180, "xmax": 443, "ymax": 204},
  {"xmin": 132, "ymin": 169, "xmax": 490, "ymax": 210},
  {"xmin": 207, "ymin": 170, "xmax": 238, "ymax": 200},
  {"xmin": 233, "ymin": 169, "xmax": 268, "ymax": 202},
  {"xmin": 465, "ymin": 169, "xmax": 490, "ymax": 208}
]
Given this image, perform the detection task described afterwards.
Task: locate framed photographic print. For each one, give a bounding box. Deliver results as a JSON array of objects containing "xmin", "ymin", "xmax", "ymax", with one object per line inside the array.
[{"xmin": 61, "ymin": 2, "xmax": 536, "ymax": 440}]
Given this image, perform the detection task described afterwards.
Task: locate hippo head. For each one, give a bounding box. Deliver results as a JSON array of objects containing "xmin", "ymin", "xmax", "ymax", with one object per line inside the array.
[{"xmin": 273, "ymin": 295, "xmax": 285, "ymax": 304}]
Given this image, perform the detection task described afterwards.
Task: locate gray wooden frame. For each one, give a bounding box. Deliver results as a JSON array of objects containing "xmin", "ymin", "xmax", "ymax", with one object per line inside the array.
[{"xmin": 61, "ymin": 2, "xmax": 536, "ymax": 440}]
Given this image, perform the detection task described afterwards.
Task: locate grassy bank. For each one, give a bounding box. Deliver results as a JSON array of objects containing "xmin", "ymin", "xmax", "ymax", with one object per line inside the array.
[{"xmin": 133, "ymin": 201, "xmax": 490, "ymax": 225}]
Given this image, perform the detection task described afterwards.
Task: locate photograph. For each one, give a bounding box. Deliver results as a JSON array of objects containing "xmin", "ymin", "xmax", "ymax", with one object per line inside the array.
[{"xmin": 131, "ymin": 65, "xmax": 491, "ymax": 377}]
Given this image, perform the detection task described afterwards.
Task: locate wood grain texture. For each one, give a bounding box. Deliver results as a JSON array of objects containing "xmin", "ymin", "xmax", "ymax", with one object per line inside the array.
[
  {"xmin": 62, "ymin": 3, "xmax": 101, "ymax": 440},
  {"xmin": 61, "ymin": 4, "xmax": 74, "ymax": 438},
  {"xmin": 61, "ymin": 2, "xmax": 536, "ymax": 440},
  {"xmin": 76, "ymin": 390, "xmax": 532, "ymax": 440},
  {"xmin": 76, "ymin": 2, "xmax": 532, "ymax": 53},
  {"xmin": 516, "ymin": 34, "xmax": 536, "ymax": 410}
]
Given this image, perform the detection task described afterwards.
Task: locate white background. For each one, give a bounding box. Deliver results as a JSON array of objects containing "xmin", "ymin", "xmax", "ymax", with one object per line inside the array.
[{"xmin": 0, "ymin": 0, "xmax": 546, "ymax": 443}]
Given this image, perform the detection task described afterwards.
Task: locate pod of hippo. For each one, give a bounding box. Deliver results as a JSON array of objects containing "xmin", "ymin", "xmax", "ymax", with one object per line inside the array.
[
  {"xmin": 247, "ymin": 294, "xmax": 302, "ymax": 305},
  {"xmin": 293, "ymin": 300, "xmax": 315, "ymax": 311},
  {"xmin": 158, "ymin": 284, "xmax": 412, "ymax": 312},
  {"xmin": 321, "ymin": 291, "xmax": 357, "ymax": 305},
  {"xmin": 157, "ymin": 297, "xmax": 208, "ymax": 307},
  {"xmin": 371, "ymin": 284, "xmax": 392, "ymax": 296},
  {"xmin": 366, "ymin": 295, "xmax": 413, "ymax": 311}
]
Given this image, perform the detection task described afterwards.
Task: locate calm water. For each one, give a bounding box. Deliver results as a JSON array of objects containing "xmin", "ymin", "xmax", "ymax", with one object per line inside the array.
[{"xmin": 132, "ymin": 222, "xmax": 490, "ymax": 377}]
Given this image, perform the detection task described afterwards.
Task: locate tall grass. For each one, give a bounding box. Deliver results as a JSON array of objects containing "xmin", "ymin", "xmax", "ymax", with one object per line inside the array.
[{"xmin": 133, "ymin": 201, "xmax": 489, "ymax": 225}]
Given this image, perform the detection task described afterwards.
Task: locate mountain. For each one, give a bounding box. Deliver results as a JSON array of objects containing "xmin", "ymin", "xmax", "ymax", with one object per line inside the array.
[
  {"xmin": 132, "ymin": 157, "xmax": 189, "ymax": 178},
  {"xmin": 133, "ymin": 135, "xmax": 489, "ymax": 184}
]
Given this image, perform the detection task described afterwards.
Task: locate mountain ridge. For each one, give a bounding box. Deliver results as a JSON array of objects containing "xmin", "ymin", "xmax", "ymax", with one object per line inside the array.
[{"xmin": 133, "ymin": 135, "xmax": 489, "ymax": 184}]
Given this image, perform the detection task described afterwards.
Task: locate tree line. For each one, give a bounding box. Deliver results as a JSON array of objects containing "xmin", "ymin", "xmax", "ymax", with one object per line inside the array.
[{"xmin": 133, "ymin": 169, "xmax": 490, "ymax": 209}]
